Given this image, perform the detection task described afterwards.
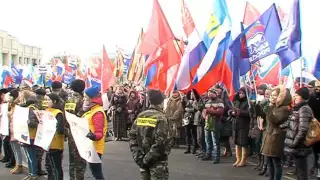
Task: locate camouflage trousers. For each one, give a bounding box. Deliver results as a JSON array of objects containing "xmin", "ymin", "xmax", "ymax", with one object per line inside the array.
[
  {"xmin": 140, "ymin": 161, "xmax": 169, "ymax": 180},
  {"xmin": 67, "ymin": 129, "xmax": 87, "ymax": 180}
]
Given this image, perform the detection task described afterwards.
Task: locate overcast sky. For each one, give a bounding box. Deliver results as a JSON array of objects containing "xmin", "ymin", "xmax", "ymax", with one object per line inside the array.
[{"xmin": 0, "ymin": 0, "xmax": 318, "ymax": 63}]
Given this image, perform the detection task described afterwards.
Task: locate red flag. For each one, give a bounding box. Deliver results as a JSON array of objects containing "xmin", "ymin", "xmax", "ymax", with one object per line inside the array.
[
  {"xmin": 181, "ymin": 0, "xmax": 195, "ymax": 37},
  {"xmin": 101, "ymin": 45, "xmax": 116, "ymax": 92},
  {"xmin": 140, "ymin": 0, "xmax": 181, "ymax": 93},
  {"xmin": 140, "ymin": 0, "xmax": 180, "ymax": 75},
  {"xmin": 243, "ymin": 2, "xmax": 260, "ymax": 26}
]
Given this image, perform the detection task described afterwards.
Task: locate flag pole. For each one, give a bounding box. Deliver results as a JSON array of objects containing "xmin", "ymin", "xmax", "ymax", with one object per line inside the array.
[
  {"xmin": 173, "ymin": 37, "xmax": 184, "ymax": 56},
  {"xmin": 300, "ymin": 58, "xmax": 303, "ymax": 87},
  {"xmin": 250, "ymin": 65, "xmax": 258, "ymax": 98}
]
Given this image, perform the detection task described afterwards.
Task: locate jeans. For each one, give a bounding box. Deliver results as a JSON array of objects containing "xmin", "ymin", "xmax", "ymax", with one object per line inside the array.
[
  {"xmin": 295, "ymin": 156, "xmax": 308, "ymax": 180},
  {"xmin": 46, "ymin": 150, "xmax": 63, "ymax": 180},
  {"xmin": 205, "ymin": 123, "xmax": 221, "ymax": 160},
  {"xmin": 267, "ymin": 156, "xmax": 282, "ymax": 180},
  {"xmin": 11, "ymin": 141, "xmax": 22, "ymax": 166},
  {"xmin": 184, "ymin": 124, "xmax": 197, "ymax": 147},
  {"xmin": 22, "ymin": 143, "xmax": 38, "ymax": 176},
  {"xmin": 89, "ymin": 153, "xmax": 105, "ymax": 180}
]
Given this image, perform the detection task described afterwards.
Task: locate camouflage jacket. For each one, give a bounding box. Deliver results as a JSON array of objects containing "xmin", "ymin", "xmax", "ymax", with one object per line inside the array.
[
  {"xmin": 129, "ymin": 105, "xmax": 172, "ymax": 168},
  {"xmin": 65, "ymin": 91, "xmax": 84, "ymax": 117}
]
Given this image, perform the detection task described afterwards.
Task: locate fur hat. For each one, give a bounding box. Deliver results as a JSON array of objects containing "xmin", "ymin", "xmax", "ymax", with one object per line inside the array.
[
  {"xmin": 51, "ymin": 81, "xmax": 62, "ymax": 90},
  {"xmin": 147, "ymin": 89, "xmax": 165, "ymax": 105},
  {"xmin": 70, "ymin": 79, "xmax": 85, "ymax": 93},
  {"xmin": 295, "ymin": 87, "xmax": 309, "ymax": 101},
  {"xmin": 208, "ymin": 88, "xmax": 217, "ymax": 94},
  {"xmin": 84, "ymin": 86, "xmax": 101, "ymax": 99},
  {"xmin": 47, "ymin": 93, "xmax": 60, "ymax": 104}
]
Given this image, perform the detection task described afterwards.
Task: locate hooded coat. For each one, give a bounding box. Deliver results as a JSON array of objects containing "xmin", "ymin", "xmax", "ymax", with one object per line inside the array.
[{"xmin": 261, "ymin": 86, "xmax": 291, "ymax": 158}]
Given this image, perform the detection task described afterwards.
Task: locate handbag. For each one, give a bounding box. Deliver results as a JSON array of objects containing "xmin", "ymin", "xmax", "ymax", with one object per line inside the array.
[{"xmin": 305, "ymin": 118, "xmax": 320, "ymax": 146}]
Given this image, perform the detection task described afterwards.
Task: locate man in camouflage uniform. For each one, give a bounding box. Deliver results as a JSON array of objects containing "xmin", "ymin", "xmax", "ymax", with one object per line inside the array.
[
  {"xmin": 65, "ymin": 79, "xmax": 87, "ymax": 180},
  {"xmin": 129, "ymin": 89, "xmax": 172, "ymax": 180},
  {"xmin": 34, "ymin": 88, "xmax": 48, "ymax": 176}
]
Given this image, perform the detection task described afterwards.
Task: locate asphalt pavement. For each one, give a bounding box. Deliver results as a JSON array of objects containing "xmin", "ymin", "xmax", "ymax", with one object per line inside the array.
[{"xmin": 0, "ymin": 141, "xmax": 314, "ymax": 180}]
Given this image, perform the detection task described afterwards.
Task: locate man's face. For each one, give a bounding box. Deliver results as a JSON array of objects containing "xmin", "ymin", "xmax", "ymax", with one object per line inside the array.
[{"xmin": 308, "ymin": 85, "xmax": 315, "ymax": 94}]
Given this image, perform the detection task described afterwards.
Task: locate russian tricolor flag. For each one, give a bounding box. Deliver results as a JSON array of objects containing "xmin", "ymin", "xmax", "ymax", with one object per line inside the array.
[{"xmin": 175, "ymin": 0, "xmax": 207, "ymax": 91}]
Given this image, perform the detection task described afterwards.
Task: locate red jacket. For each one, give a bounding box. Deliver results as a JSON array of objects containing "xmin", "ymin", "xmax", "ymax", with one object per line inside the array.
[{"xmin": 90, "ymin": 96, "xmax": 105, "ymax": 141}]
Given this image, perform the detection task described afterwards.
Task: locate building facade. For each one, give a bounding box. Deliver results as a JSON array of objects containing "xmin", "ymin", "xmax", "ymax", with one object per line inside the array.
[{"xmin": 0, "ymin": 30, "xmax": 42, "ymax": 66}]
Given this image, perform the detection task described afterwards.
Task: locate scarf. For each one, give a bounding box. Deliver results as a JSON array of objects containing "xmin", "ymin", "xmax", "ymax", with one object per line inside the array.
[{"xmin": 83, "ymin": 100, "xmax": 96, "ymax": 112}]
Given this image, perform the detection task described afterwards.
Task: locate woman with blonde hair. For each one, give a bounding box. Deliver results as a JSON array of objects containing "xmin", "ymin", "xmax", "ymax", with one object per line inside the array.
[{"xmin": 261, "ymin": 85, "xmax": 291, "ymax": 180}]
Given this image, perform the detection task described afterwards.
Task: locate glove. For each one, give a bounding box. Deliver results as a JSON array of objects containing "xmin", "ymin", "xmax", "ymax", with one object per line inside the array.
[
  {"xmin": 117, "ymin": 107, "xmax": 122, "ymax": 112},
  {"xmin": 86, "ymin": 130, "xmax": 96, "ymax": 141}
]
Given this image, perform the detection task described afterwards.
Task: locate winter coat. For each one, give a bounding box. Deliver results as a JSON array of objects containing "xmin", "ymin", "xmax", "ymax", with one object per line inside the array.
[
  {"xmin": 110, "ymin": 93, "xmax": 128, "ymax": 138},
  {"xmin": 231, "ymin": 96, "xmax": 251, "ymax": 147},
  {"xmin": 183, "ymin": 90, "xmax": 204, "ymax": 126},
  {"xmin": 126, "ymin": 91, "xmax": 141, "ymax": 123},
  {"xmin": 284, "ymin": 101, "xmax": 313, "ymax": 157},
  {"xmin": 165, "ymin": 95, "xmax": 184, "ymax": 127},
  {"xmin": 308, "ymin": 92, "xmax": 320, "ymax": 152},
  {"xmin": 261, "ymin": 86, "xmax": 291, "ymax": 158},
  {"xmin": 84, "ymin": 96, "xmax": 106, "ymax": 141}
]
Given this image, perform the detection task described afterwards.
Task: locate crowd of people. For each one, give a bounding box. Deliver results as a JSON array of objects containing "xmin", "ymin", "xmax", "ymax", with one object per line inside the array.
[
  {"xmin": 0, "ymin": 79, "xmax": 320, "ymax": 180},
  {"xmin": 0, "ymin": 80, "xmax": 108, "ymax": 180}
]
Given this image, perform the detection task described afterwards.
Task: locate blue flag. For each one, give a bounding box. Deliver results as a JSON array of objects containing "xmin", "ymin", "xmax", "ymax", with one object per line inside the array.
[
  {"xmin": 313, "ymin": 52, "xmax": 320, "ymax": 80},
  {"xmin": 276, "ymin": 0, "xmax": 301, "ymax": 69},
  {"xmin": 230, "ymin": 3, "xmax": 282, "ymax": 64}
]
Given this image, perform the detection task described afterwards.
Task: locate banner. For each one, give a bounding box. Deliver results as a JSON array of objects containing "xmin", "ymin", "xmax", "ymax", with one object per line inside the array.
[
  {"xmin": 65, "ymin": 112, "xmax": 102, "ymax": 163},
  {"xmin": 0, "ymin": 103, "xmax": 9, "ymax": 136},
  {"xmin": 12, "ymin": 106, "xmax": 30, "ymax": 144},
  {"xmin": 34, "ymin": 111, "xmax": 57, "ymax": 151}
]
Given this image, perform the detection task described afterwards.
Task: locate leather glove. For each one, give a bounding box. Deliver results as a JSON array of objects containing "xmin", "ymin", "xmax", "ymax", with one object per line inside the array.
[{"xmin": 86, "ymin": 130, "xmax": 96, "ymax": 141}]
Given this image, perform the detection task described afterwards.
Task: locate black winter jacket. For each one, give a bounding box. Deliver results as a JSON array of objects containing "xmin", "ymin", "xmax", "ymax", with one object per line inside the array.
[{"xmin": 284, "ymin": 101, "xmax": 313, "ymax": 157}]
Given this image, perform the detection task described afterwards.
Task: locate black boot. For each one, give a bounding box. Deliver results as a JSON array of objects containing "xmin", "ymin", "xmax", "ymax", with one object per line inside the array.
[
  {"xmin": 253, "ymin": 154, "xmax": 262, "ymax": 170},
  {"xmin": 184, "ymin": 145, "xmax": 191, "ymax": 154},
  {"xmin": 192, "ymin": 146, "xmax": 197, "ymax": 154},
  {"xmin": 201, "ymin": 154, "xmax": 212, "ymax": 161},
  {"xmin": 258, "ymin": 164, "xmax": 267, "ymax": 176},
  {"xmin": 38, "ymin": 162, "xmax": 47, "ymax": 176}
]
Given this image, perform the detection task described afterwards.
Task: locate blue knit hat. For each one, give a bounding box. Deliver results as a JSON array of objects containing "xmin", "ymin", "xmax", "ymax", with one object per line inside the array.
[{"xmin": 85, "ymin": 86, "xmax": 101, "ymax": 98}]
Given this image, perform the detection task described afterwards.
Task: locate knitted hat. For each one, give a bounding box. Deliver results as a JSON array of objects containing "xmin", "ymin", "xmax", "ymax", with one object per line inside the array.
[
  {"xmin": 296, "ymin": 87, "xmax": 309, "ymax": 100},
  {"xmin": 308, "ymin": 80, "xmax": 316, "ymax": 87},
  {"xmin": 258, "ymin": 84, "xmax": 268, "ymax": 91},
  {"xmin": 47, "ymin": 93, "xmax": 60, "ymax": 104},
  {"xmin": 208, "ymin": 88, "xmax": 217, "ymax": 94},
  {"xmin": 84, "ymin": 86, "xmax": 101, "ymax": 99},
  {"xmin": 35, "ymin": 88, "xmax": 46, "ymax": 96},
  {"xmin": 9, "ymin": 89, "xmax": 19, "ymax": 100},
  {"xmin": 51, "ymin": 81, "xmax": 62, "ymax": 90},
  {"xmin": 70, "ymin": 79, "xmax": 85, "ymax": 93},
  {"xmin": 147, "ymin": 89, "xmax": 165, "ymax": 105}
]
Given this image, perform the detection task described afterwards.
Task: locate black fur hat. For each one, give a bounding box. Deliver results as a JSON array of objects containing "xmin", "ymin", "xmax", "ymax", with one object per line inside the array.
[{"xmin": 70, "ymin": 79, "xmax": 85, "ymax": 93}]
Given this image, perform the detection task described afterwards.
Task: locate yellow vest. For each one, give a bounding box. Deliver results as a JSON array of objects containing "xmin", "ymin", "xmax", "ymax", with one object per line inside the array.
[
  {"xmin": 82, "ymin": 105, "xmax": 107, "ymax": 154},
  {"xmin": 28, "ymin": 105, "xmax": 38, "ymax": 139},
  {"xmin": 47, "ymin": 108, "xmax": 64, "ymax": 150}
]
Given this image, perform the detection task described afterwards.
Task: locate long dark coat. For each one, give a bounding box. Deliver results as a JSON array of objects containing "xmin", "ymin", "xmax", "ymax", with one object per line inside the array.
[
  {"xmin": 111, "ymin": 93, "xmax": 128, "ymax": 138},
  {"xmin": 232, "ymin": 96, "xmax": 250, "ymax": 147}
]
